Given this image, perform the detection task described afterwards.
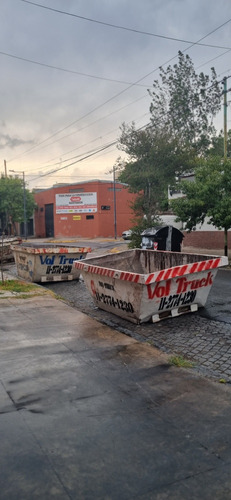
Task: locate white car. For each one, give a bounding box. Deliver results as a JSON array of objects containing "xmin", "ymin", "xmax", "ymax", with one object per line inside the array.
[{"xmin": 122, "ymin": 230, "xmax": 132, "ymax": 240}]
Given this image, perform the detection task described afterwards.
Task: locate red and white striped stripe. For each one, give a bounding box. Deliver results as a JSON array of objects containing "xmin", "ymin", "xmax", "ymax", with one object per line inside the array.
[
  {"xmin": 12, "ymin": 245, "xmax": 91, "ymax": 255},
  {"xmin": 145, "ymin": 258, "xmax": 221, "ymax": 285},
  {"xmin": 75, "ymin": 256, "xmax": 223, "ymax": 285}
]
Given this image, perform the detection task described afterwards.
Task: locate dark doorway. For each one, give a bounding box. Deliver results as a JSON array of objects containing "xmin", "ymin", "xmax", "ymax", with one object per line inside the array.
[
  {"xmin": 45, "ymin": 204, "xmax": 54, "ymax": 237},
  {"xmin": 27, "ymin": 218, "xmax": 34, "ymax": 237}
]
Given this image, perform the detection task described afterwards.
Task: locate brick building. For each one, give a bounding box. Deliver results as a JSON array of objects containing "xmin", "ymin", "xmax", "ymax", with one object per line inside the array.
[{"xmin": 33, "ymin": 180, "xmax": 136, "ymax": 239}]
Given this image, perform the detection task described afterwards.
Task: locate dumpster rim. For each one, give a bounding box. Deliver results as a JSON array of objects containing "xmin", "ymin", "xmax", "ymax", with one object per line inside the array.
[
  {"xmin": 11, "ymin": 245, "xmax": 92, "ymax": 255},
  {"xmin": 74, "ymin": 250, "xmax": 228, "ymax": 285}
]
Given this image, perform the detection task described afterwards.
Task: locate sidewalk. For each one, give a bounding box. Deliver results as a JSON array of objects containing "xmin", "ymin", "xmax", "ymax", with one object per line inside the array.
[{"xmin": 0, "ymin": 293, "xmax": 231, "ymax": 499}]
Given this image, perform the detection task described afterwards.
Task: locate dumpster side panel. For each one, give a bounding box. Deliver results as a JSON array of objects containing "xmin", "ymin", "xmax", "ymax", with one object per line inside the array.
[
  {"xmin": 82, "ymin": 272, "xmax": 143, "ymax": 323},
  {"xmin": 140, "ymin": 268, "xmax": 219, "ymax": 322},
  {"xmin": 82, "ymin": 267, "xmax": 219, "ymax": 324},
  {"xmin": 13, "ymin": 251, "xmax": 36, "ymax": 282},
  {"xmin": 75, "ymin": 250, "xmax": 228, "ymax": 323},
  {"xmin": 12, "ymin": 246, "xmax": 90, "ymax": 282},
  {"xmin": 84, "ymin": 250, "xmax": 144, "ymax": 274},
  {"xmin": 138, "ymin": 250, "xmax": 223, "ymax": 276},
  {"xmin": 33, "ymin": 251, "xmax": 84, "ymax": 282}
]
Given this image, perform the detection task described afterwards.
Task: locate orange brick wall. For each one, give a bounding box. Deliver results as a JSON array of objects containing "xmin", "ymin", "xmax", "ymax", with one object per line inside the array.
[
  {"xmin": 34, "ymin": 181, "xmax": 137, "ymax": 238},
  {"xmin": 182, "ymin": 231, "xmax": 230, "ymax": 251}
]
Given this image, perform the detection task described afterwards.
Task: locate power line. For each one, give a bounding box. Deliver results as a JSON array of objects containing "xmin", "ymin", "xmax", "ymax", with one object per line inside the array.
[
  {"xmin": 8, "ymin": 93, "xmax": 149, "ymax": 164},
  {"xmin": 31, "ymin": 140, "xmax": 118, "ymax": 181},
  {"xmin": 19, "ymin": 0, "xmax": 231, "ymax": 51},
  {"xmin": 32, "ymin": 139, "xmax": 118, "ymax": 172},
  {"xmin": 37, "ymin": 111, "xmax": 149, "ymax": 169},
  {"xmin": 0, "ymin": 50, "xmax": 149, "ymax": 87},
  {"xmin": 29, "ymin": 121, "xmax": 149, "ymax": 181},
  {"xmin": 8, "ymin": 8, "xmax": 230, "ymax": 170},
  {"xmin": 28, "ymin": 96, "xmax": 149, "ymax": 164},
  {"xmin": 196, "ymin": 49, "xmax": 231, "ymax": 70},
  {"xmin": 219, "ymin": 67, "xmax": 231, "ymax": 77},
  {"xmin": 26, "ymin": 111, "xmax": 149, "ymax": 180}
]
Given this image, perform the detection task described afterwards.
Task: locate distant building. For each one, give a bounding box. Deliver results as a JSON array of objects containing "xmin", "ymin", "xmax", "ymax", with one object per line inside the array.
[{"xmin": 33, "ymin": 179, "xmax": 137, "ymax": 239}]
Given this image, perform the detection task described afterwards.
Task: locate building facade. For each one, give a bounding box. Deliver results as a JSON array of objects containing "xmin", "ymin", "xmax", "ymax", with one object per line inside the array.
[{"xmin": 33, "ymin": 180, "xmax": 136, "ymax": 239}]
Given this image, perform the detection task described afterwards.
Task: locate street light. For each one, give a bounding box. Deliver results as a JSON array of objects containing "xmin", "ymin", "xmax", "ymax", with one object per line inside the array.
[{"xmin": 9, "ymin": 170, "xmax": 27, "ymax": 239}]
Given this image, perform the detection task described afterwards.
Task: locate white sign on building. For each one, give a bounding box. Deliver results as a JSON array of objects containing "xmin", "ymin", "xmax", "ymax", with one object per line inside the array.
[{"xmin": 56, "ymin": 192, "xmax": 97, "ymax": 214}]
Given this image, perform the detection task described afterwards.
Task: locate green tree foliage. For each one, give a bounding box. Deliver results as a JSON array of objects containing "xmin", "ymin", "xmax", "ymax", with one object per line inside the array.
[
  {"xmin": 209, "ymin": 129, "xmax": 231, "ymax": 157},
  {"xmin": 149, "ymin": 51, "xmax": 222, "ymax": 155},
  {"xmin": 171, "ymin": 157, "xmax": 231, "ymax": 255},
  {"xmin": 118, "ymin": 123, "xmax": 193, "ymax": 224},
  {"xmin": 0, "ymin": 176, "xmax": 36, "ymax": 234},
  {"xmin": 118, "ymin": 52, "xmax": 222, "ymax": 230}
]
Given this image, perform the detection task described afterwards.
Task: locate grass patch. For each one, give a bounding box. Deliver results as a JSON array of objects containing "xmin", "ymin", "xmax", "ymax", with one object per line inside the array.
[
  {"xmin": 54, "ymin": 294, "xmax": 67, "ymax": 302},
  {"xmin": 146, "ymin": 339, "xmax": 154, "ymax": 346},
  {"xmin": 169, "ymin": 355, "xmax": 194, "ymax": 368},
  {"xmin": 219, "ymin": 378, "xmax": 227, "ymax": 384},
  {"xmin": 0, "ymin": 279, "xmax": 55, "ymax": 299},
  {"xmin": 0, "ymin": 279, "xmax": 38, "ymax": 293}
]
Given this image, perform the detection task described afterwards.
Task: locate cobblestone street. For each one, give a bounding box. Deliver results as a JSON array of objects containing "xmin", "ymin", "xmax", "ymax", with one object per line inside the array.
[
  {"xmin": 4, "ymin": 248, "xmax": 231, "ymax": 384},
  {"xmin": 43, "ymin": 277, "xmax": 231, "ymax": 384}
]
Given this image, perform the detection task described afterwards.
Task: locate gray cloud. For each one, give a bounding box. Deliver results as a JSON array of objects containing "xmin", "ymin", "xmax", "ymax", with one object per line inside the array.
[
  {"xmin": 0, "ymin": 133, "xmax": 34, "ymax": 150},
  {"xmin": 1, "ymin": 0, "xmax": 231, "ymax": 188}
]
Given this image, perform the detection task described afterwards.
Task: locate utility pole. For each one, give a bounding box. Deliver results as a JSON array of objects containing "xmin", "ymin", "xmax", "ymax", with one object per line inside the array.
[
  {"xmin": 223, "ymin": 77, "xmax": 228, "ymax": 158},
  {"xmin": 222, "ymin": 77, "xmax": 230, "ymax": 256},
  {"xmin": 22, "ymin": 171, "xmax": 27, "ymax": 240},
  {"xmin": 222, "ymin": 76, "xmax": 231, "ymax": 158},
  {"xmin": 113, "ymin": 165, "xmax": 117, "ymax": 240},
  {"xmin": 4, "ymin": 160, "xmax": 7, "ymax": 177}
]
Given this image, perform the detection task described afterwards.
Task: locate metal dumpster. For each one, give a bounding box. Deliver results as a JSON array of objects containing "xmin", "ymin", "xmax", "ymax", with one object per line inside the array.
[
  {"xmin": 141, "ymin": 226, "xmax": 184, "ymax": 252},
  {"xmin": 11, "ymin": 243, "xmax": 91, "ymax": 282},
  {"xmin": 0, "ymin": 237, "xmax": 22, "ymax": 262},
  {"xmin": 74, "ymin": 249, "xmax": 228, "ymax": 323}
]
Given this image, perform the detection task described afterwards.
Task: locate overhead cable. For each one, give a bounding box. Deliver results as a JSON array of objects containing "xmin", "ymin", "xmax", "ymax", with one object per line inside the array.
[
  {"xmin": 0, "ymin": 50, "xmax": 148, "ymax": 87},
  {"xmin": 8, "ymin": 6, "xmax": 230, "ymax": 167},
  {"xmin": 20, "ymin": 0, "xmax": 231, "ymax": 51}
]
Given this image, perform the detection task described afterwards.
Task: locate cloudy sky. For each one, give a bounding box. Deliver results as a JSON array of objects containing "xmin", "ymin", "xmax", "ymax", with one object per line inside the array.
[{"xmin": 1, "ymin": 0, "xmax": 231, "ymax": 189}]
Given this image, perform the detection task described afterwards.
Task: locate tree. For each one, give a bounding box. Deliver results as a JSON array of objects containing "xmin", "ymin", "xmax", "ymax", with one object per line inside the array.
[
  {"xmin": 117, "ymin": 52, "xmax": 222, "ymax": 232},
  {"xmin": 0, "ymin": 176, "xmax": 36, "ymax": 235},
  {"xmin": 171, "ymin": 157, "xmax": 231, "ymax": 256},
  {"xmin": 149, "ymin": 51, "xmax": 222, "ymax": 155},
  {"xmin": 118, "ymin": 123, "xmax": 194, "ymax": 225},
  {"xmin": 209, "ymin": 129, "xmax": 231, "ymax": 157}
]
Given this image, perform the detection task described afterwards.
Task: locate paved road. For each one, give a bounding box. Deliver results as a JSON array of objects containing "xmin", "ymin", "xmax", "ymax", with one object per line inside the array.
[
  {"xmin": 199, "ymin": 269, "xmax": 231, "ymax": 323},
  {"xmin": 4, "ymin": 242, "xmax": 231, "ymax": 382},
  {"xmin": 39, "ymin": 267, "xmax": 231, "ymax": 383},
  {"xmin": 1, "ymin": 295, "xmax": 231, "ymax": 499}
]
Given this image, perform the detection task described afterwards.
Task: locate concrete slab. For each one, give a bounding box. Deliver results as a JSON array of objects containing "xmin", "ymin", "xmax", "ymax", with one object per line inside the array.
[{"xmin": 0, "ymin": 296, "xmax": 231, "ymax": 499}]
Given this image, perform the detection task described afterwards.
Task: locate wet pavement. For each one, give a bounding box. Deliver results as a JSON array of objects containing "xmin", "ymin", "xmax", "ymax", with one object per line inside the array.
[
  {"xmin": 39, "ymin": 270, "xmax": 231, "ymax": 384},
  {"xmin": 1, "ymin": 294, "xmax": 231, "ymax": 499},
  {"xmin": 3, "ymin": 241, "xmax": 231, "ymax": 384}
]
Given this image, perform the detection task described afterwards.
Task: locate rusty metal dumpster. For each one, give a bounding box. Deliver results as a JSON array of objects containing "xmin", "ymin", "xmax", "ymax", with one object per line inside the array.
[
  {"xmin": 0, "ymin": 237, "xmax": 22, "ymax": 262},
  {"xmin": 11, "ymin": 243, "xmax": 91, "ymax": 282},
  {"xmin": 74, "ymin": 249, "xmax": 228, "ymax": 323}
]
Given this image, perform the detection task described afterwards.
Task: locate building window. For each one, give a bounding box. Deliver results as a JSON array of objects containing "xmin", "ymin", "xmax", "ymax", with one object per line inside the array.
[
  {"xmin": 86, "ymin": 215, "xmax": 94, "ymax": 220},
  {"xmin": 108, "ymin": 188, "xmax": 121, "ymax": 192},
  {"xmin": 69, "ymin": 188, "xmax": 85, "ymax": 192}
]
